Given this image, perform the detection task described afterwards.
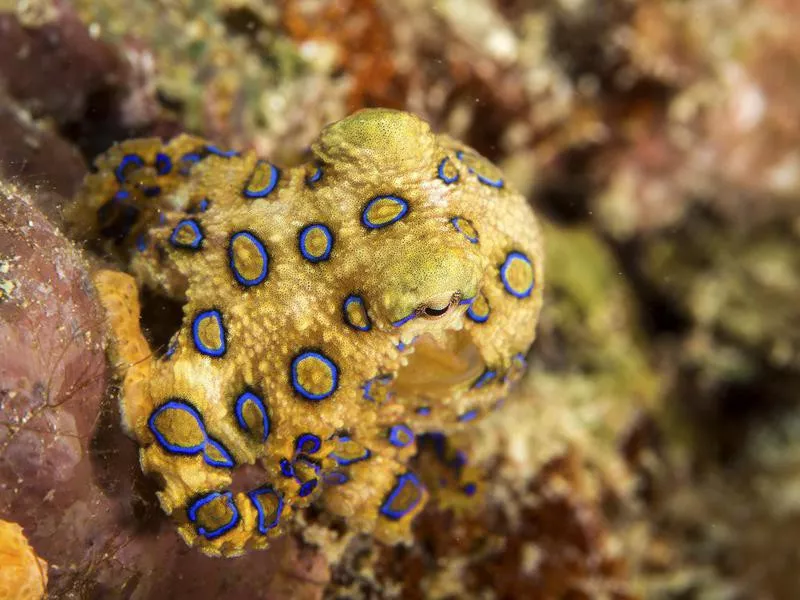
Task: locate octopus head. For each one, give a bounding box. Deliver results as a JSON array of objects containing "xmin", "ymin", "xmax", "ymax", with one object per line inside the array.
[
  {"xmin": 342, "ymin": 208, "xmax": 491, "ymax": 397},
  {"xmin": 370, "ymin": 240, "xmax": 484, "ymax": 336}
]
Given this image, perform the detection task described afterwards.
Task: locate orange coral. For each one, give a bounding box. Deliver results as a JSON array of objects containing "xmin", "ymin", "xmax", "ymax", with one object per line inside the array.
[
  {"xmin": 0, "ymin": 520, "xmax": 47, "ymax": 600},
  {"xmin": 280, "ymin": 0, "xmax": 402, "ymax": 111}
]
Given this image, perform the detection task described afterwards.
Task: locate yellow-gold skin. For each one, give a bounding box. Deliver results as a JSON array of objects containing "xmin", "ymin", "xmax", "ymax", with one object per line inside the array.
[{"xmin": 71, "ymin": 109, "xmax": 544, "ymax": 556}]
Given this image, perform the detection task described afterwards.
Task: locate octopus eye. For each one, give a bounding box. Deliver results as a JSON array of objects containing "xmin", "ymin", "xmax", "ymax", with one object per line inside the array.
[
  {"xmin": 422, "ymin": 305, "xmax": 449, "ymax": 318},
  {"xmin": 418, "ymin": 292, "xmax": 461, "ymax": 320}
]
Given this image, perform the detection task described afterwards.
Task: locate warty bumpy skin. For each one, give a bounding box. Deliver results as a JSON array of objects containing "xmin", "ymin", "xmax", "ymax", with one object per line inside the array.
[{"xmin": 69, "ymin": 109, "xmax": 545, "ymax": 557}]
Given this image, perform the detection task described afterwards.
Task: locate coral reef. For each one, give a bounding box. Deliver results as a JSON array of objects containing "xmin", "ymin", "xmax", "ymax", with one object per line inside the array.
[{"xmin": 1, "ymin": 0, "xmax": 799, "ymax": 597}]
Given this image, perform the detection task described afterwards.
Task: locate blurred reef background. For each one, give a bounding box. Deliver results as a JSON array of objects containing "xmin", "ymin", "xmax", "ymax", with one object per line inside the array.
[{"xmin": 1, "ymin": 0, "xmax": 799, "ymax": 598}]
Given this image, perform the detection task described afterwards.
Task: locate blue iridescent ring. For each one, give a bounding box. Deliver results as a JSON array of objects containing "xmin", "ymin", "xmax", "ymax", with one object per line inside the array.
[
  {"xmin": 247, "ymin": 485, "xmax": 284, "ymax": 534},
  {"xmin": 500, "ymin": 251, "xmax": 535, "ymax": 299},
  {"xmin": 179, "ymin": 151, "xmax": 204, "ymax": 176},
  {"xmin": 295, "ymin": 433, "xmax": 321, "ymax": 455},
  {"xmin": 298, "ymin": 479, "xmax": 318, "ymax": 498},
  {"xmin": 361, "ymin": 374, "xmax": 392, "ymax": 402},
  {"xmin": 146, "ymin": 400, "xmax": 234, "ymax": 468},
  {"xmin": 147, "ymin": 400, "xmax": 207, "ymax": 455},
  {"xmin": 361, "ymin": 195, "xmax": 409, "ymax": 229},
  {"xmin": 450, "ymin": 216, "xmax": 479, "ymax": 244},
  {"xmin": 205, "ymin": 144, "xmax": 239, "ymax": 158},
  {"xmin": 342, "ymin": 295, "xmax": 372, "ymax": 332},
  {"xmin": 388, "ymin": 424, "xmax": 415, "ymax": 448},
  {"xmin": 391, "ymin": 312, "xmax": 416, "ymax": 328},
  {"xmin": 228, "ymin": 230, "xmax": 269, "ymax": 287},
  {"xmin": 466, "ymin": 307, "xmax": 489, "ymax": 323},
  {"xmin": 187, "ymin": 491, "xmax": 240, "ymax": 540},
  {"xmin": 234, "ymin": 390, "xmax": 270, "ymax": 442},
  {"xmin": 114, "ymin": 154, "xmax": 145, "ymax": 183},
  {"xmin": 169, "ymin": 219, "xmax": 204, "ymax": 250},
  {"xmin": 458, "ymin": 410, "xmax": 478, "ymax": 423},
  {"xmin": 379, "ymin": 473, "xmax": 424, "ymax": 521},
  {"xmin": 472, "ymin": 369, "xmax": 496, "ymax": 389},
  {"xmin": 192, "ymin": 309, "xmax": 227, "ymax": 357},
  {"xmin": 456, "ymin": 150, "xmax": 504, "ymax": 188},
  {"xmin": 298, "ymin": 223, "xmax": 333, "ymax": 263},
  {"xmin": 279, "ymin": 459, "xmax": 295, "ymax": 478},
  {"xmin": 466, "ymin": 293, "xmax": 490, "ymax": 324},
  {"xmin": 243, "ymin": 160, "xmax": 280, "ymax": 198},
  {"xmin": 476, "ymin": 173, "xmax": 504, "ymax": 188},
  {"xmin": 203, "ymin": 438, "xmax": 236, "ymax": 468},
  {"xmin": 330, "ymin": 437, "xmax": 372, "ymax": 466},
  {"xmin": 155, "ymin": 152, "xmax": 172, "ymax": 175},
  {"xmin": 324, "ymin": 471, "xmax": 349, "ymax": 485},
  {"xmin": 305, "ymin": 164, "xmax": 323, "ymax": 187},
  {"xmin": 332, "ymin": 449, "xmax": 372, "ymax": 466},
  {"xmin": 290, "ymin": 351, "xmax": 339, "ymax": 401},
  {"xmin": 437, "ymin": 157, "xmax": 459, "ymax": 184}
]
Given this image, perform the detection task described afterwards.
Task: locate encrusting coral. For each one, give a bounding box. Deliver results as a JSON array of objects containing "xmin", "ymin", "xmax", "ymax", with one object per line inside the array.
[{"xmin": 68, "ymin": 108, "xmax": 544, "ymax": 556}]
